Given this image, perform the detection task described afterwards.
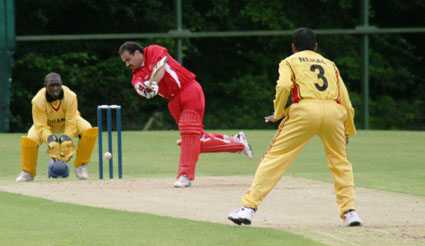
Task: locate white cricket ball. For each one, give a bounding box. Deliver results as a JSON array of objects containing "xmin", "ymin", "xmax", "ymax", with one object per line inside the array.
[{"xmin": 104, "ymin": 152, "xmax": 112, "ymax": 160}]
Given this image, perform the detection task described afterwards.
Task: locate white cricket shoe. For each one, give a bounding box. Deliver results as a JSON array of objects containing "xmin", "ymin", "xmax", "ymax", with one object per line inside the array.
[
  {"xmin": 16, "ymin": 171, "xmax": 34, "ymax": 182},
  {"xmin": 343, "ymin": 210, "xmax": 363, "ymax": 226},
  {"xmin": 174, "ymin": 174, "xmax": 191, "ymax": 188},
  {"xmin": 227, "ymin": 207, "xmax": 255, "ymax": 225},
  {"xmin": 75, "ymin": 164, "xmax": 88, "ymax": 180},
  {"xmin": 233, "ymin": 131, "xmax": 254, "ymax": 159}
]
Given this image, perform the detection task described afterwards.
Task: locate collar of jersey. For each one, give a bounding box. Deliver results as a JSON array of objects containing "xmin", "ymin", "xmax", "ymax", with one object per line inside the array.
[{"xmin": 45, "ymin": 90, "xmax": 64, "ymax": 103}]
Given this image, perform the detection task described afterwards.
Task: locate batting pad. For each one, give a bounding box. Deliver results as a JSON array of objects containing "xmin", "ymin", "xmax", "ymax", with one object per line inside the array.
[
  {"xmin": 21, "ymin": 136, "xmax": 38, "ymax": 178},
  {"xmin": 74, "ymin": 127, "xmax": 98, "ymax": 168},
  {"xmin": 201, "ymin": 137, "xmax": 244, "ymax": 153},
  {"xmin": 177, "ymin": 110, "xmax": 202, "ymax": 180}
]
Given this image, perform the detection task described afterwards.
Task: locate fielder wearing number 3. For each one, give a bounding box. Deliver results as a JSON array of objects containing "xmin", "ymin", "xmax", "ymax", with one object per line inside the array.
[
  {"xmin": 119, "ymin": 42, "xmax": 254, "ymax": 188},
  {"xmin": 16, "ymin": 72, "xmax": 98, "ymax": 182},
  {"xmin": 228, "ymin": 28, "xmax": 363, "ymax": 227}
]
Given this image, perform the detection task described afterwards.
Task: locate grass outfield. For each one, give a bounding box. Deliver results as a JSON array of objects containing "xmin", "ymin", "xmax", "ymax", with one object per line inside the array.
[
  {"xmin": 0, "ymin": 192, "xmax": 321, "ymax": 246},
  {"xmin": 1, "ymin": 130, "xmax": 424, "ymax": 245}
]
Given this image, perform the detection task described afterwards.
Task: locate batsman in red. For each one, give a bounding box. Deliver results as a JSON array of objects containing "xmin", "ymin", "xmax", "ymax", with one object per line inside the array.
[{"xmin": 119, "ymin": 42, "xmax": 253, "ymax": 188}]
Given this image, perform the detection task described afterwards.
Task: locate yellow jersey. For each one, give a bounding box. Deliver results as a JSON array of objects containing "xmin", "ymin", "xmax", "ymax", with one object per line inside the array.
[
  {"xmin": 31, "ymin": 85, "xmax": 80, "ymax": 142},
  {"xmin": 274, "ymin": 50, "xmax": 356, "ymax": 136}
]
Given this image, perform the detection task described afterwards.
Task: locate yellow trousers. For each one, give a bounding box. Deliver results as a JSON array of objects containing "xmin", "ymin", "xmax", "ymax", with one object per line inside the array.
[
  {"xmin": 242, "ymin": 100, "xmax": 356, "ymax": 218},
  {"xmin": 28, "ymin": 116, "xmax": 92, "ymax": 145},
  {"xmin": 22, "ymin": 116, "xmax": 92, "ymax": 177}
]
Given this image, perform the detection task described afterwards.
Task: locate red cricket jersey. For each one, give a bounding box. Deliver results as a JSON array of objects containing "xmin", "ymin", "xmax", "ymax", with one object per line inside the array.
[{"xmin": 131, "ymin": 45, "xmax": 196, "ymax": 99}]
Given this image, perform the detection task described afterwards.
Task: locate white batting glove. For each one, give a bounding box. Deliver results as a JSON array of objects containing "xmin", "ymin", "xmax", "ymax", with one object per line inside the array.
[{"xmin": 135, "ymin": 81, "xmax": 159, "ymax": 99}]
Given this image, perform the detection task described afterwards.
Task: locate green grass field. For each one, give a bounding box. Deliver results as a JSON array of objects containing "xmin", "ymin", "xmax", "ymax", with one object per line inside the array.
[{"xmin": 1, "ymin": 130, "xmax": 424, "ymax": 245}]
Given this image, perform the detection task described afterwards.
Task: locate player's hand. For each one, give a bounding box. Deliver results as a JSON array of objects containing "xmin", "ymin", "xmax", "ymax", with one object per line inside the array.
[
  {"xmin": 59, "ymin": 135, "xmax": 76, "ymax": 162},
  {"xmin": 135, "ymin": 81, "xmax": 159, "ymax": 99},
  {"xmin": 143, "ymin": 81, "xmax": 159, "ymax": 98},
  {"xmin": 47, "ymin": 135, "xmax": 60, "ymax": 160},
  {"xmin": 264, "ymin": 114, "xmax": 276, "ymax": 123}
]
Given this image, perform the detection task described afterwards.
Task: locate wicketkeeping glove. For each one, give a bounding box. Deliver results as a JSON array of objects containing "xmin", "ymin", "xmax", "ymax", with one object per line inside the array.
[
  {"xmin": 46, "ymin": 134, "xmax": 60, "ymax": 160},
  {"xmin": 135, "ymin": 81, "xmax": 159, "ymax": 99},
  {"xmin": 58, "ymin": 135, "xmax": 76, "ymax": 162}
]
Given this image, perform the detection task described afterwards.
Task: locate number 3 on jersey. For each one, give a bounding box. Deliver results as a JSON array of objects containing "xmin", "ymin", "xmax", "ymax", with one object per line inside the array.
[{"xmin": 310, "ymin": 64, "xmax": 328, "ymax": 91}]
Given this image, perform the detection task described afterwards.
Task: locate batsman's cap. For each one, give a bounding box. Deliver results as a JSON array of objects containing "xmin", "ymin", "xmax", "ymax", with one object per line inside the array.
[{"xmin": 48, "ymin": 159, "xmax": 70, "ymax": 178}]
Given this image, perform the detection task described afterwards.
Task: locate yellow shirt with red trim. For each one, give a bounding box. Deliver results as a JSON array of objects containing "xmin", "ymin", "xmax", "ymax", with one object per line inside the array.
[
  {"xmin": 31, "ymin": 85, "xmax": 80, "ymax": 142},
  {"xmin": 274, "ymin": 50, "xmax": 356, "ymax": 136}
]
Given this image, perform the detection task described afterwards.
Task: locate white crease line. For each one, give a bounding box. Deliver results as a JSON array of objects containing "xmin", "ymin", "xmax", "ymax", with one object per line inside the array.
[{"xmin": 312, "ymin": 230, "xmax": 360, "ymax": 246}]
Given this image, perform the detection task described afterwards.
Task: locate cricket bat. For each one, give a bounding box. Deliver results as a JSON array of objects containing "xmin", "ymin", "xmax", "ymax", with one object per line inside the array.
[{"xmin": 147, "ymin": 56, "xmax": 168, "ymax": 87}]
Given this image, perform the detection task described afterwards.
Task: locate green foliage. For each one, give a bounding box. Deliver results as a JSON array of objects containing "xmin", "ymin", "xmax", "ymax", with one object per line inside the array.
[
  {"xmin": 369, "ymin": 96, "xmax": 425, "ymax": 130},
  {"xmin": 205, "ymin": 74, "xmax": 275, "ymax": 129},
  {"xmin": 9, "ymin": 0, "xmax": 425, "ymax": 131},
  {"xmin": 15, "ymin": 0, "xmax": 174, "ymax": 34}
]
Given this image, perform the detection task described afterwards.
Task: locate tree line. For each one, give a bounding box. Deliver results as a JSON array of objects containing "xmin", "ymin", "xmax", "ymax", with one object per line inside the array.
[{"xmin": 9, "ymin": 0, "xmax": 425, "ymax": 132}]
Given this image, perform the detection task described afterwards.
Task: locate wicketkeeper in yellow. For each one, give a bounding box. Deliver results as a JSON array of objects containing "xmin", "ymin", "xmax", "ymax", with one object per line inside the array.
[
  {"xmin": 16, "ymin": 72, "xmax": 98, "ymax": 182},
  {"xmin": 228, "ymin": 27, "xmax": 363, "ymax": 226}
]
